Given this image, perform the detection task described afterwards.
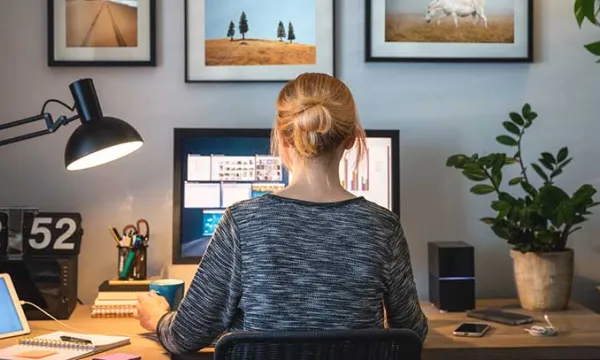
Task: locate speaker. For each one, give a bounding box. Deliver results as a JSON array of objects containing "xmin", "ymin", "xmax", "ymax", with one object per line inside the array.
[
  {"xmin": 0, "ymin": 255, "xmax": 78, "ymax": 320},
  {"xmin": 428, "ymin": 241, "xmax": 475, "ymax": 312}
]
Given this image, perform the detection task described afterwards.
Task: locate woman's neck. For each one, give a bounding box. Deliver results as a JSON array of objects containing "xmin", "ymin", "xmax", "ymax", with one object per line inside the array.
[{"xmin": 276, "ymin": 164, "xmax": 357, "ymax": 203}]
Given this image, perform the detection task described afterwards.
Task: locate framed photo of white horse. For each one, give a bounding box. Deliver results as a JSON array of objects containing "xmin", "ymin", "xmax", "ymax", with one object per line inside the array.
[{"xmin": 366, "ymin": 0, "xmax": 533, "ymax": 62}]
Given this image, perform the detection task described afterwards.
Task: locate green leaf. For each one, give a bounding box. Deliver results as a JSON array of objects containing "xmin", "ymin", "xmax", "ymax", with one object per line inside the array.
[
  {"xmin": 572, "ymin": 184, "xmax": 597, "ymax": 206},
  {"xmin": 522, "ymin": 103, "xmax": 532, "ymax": 118},
  {"xmin": 557, "ymin": 158, "xmax": 573, "ymax": 170},
  {"xmin": 575, "ymin": 0, "xmax": 586, "ymax": 27},
  {"xmin": 496, "ymin": 135, "xmax": 518, "ymax": 147},
  {"xmin": 580, "ymin": 0, "xmax": 598, "ymax": 26},
  {"xmin": 492, "ymin": 200, "xmax": 511, "ymax": 212},
  {"xmin": 491, "ymin": 220, "xmax": 512, "ymax": 240},
  {"xmin": 480, "ymin": 217, "xmax": 496, "ymax": 225},
  {"xmin": 502, "ymin": 121, "xmax": 520, "ymax": 135},
  {"xmin": 505, "ymin": 157, "xmax": 518, "ymax": 165},
  {"xmin": 557, "ymin": 147, "xmax": 568, "ymax": 163},
  {"xmin": 462, "ymin": 170, "xmax": 487, "ymax": 181},
  {"xmin": 539, "ymin": 158, "xmax": 554, "ymax": 171},
  {"xmin": 541, "ymin": 152, "xmax": 556, "ymax": 164},
  {"xmin": 550, "ymin": 169, "xmax": 563, "ymax": 178},
  {"xmin": 470, "ymin": 184, "xmax": 495, "ymax": 195},
  {"xmin": 446, "ymin": 154, "xmax": 469, "ymax": 168},
  {"xmin": 509, "ymin": 112, "xmax": 525, "ymax": 126},
  {"xmin": 492, "ymin": 171, "xmax": 503, "ymax": 188},
  {"xmin": 531, "ymin": 163, "xmax": 549, "ymax": 182},
  {"xmin": 539, "ymin": 185, "xmax": 570, "ymax": 218},
  {"xmin": 585, "ymin": 41, "xmax": 600, "ymax": 56},
  {"xmin": 521, "ymin": 181, "xmax": 538, "ymax": 197},
  {"xmin": 525, "ymin": 112, "xmax": 538, "ymax": 122},
  {"xmin": 492, "ymin": 153, "xmax": 506, "ymax": 175},
  {"xmin": 509, "ymin": 177, "xmax": 522, "ymax": 186}
]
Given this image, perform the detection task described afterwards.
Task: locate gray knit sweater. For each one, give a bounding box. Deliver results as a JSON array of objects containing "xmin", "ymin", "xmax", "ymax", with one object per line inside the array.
[{"xmin": 157, "ymin": 194, "xmax": 428, "ymax": 354}]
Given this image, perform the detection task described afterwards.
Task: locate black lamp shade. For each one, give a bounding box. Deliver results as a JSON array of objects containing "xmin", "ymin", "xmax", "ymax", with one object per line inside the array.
[{"xmin": 65, "ymin": 116, "xmax": 143, "ymax": 171}]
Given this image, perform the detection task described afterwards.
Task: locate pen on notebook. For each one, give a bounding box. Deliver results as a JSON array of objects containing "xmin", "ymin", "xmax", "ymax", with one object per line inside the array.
[
  {"xmin": 109, "ymin": 226, "xmax": 122, "ymax": 246},
  {"xmin": 60, "ymin": 336, "xmax": 93, "ymax": 344}
]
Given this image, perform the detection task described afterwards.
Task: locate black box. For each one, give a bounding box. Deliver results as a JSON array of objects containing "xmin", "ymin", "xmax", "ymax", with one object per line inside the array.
[
  {"xmin": 0, "ymin": 255, "xmax": 78, "ymax": 320},
  {"xmin": 428, "ymin": 241, "xmax": 475, "ymax": 312}
]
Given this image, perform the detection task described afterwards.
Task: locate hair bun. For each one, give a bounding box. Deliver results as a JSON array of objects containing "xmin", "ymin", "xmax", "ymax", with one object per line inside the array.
[{"xmin": 296, "ymin": 98, "xmax": 333, "ymax": 135}]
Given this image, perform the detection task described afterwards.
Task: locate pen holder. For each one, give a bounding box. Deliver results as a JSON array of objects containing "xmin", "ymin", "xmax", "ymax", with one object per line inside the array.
[{"xmin": 117, "ymin": 245, "xmax": 147, "ymax": 280}]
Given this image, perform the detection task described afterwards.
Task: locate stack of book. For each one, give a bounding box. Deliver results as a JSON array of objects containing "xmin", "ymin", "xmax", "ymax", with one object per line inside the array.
[{"xmin": 91, "ymin": 279, "xmax": 150, "ymax": 318}]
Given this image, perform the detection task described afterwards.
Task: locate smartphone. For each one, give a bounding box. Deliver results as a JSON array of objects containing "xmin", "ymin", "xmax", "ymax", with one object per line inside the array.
[{"xmin": 452, "ymin": 322, "xmax": 491, "ymax": 337}]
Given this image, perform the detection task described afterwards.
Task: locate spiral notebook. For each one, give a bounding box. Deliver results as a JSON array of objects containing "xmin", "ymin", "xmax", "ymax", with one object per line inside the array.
[{"xmin": 0, "ymin": 331, "xmax": 130, "ymax": 360}]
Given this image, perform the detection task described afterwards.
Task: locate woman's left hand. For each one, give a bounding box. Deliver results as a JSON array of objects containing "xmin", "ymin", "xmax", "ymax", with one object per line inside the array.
[{"xmin": 135, "ymin": 291, "xmax": 170, "ymax": 332}]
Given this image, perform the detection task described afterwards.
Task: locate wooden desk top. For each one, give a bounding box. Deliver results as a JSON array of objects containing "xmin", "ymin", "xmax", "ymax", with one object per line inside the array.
[{"xmin": 2, "ymin": 299, "xmax": 600, "ymax": 360}]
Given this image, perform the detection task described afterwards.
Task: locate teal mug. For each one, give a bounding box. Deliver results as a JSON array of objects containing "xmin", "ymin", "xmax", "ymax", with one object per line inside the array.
[{"xmin": 149, "ymin": 279, "xmax": 185, "ymax": 310}]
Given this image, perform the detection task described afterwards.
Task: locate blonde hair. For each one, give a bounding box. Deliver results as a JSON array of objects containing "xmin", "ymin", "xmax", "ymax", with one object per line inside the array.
[{"xmin": 271, "ymin": 73, "xmax": 366, "ymax": 171}]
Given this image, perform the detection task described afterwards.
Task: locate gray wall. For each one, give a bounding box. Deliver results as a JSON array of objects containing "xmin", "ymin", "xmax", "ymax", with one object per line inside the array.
[{"xmin": 1, "ymin": 0, "xmax": 599, "ymax": 311}]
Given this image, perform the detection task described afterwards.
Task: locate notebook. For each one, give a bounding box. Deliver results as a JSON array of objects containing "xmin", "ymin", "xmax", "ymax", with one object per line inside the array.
[{"xmin": 0, "ymin": 331, "xmax": 130, "ymax": 360}]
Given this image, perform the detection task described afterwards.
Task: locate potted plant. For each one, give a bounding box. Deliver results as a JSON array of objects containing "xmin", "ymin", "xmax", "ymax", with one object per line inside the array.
[{"xmin": 446, "ymin": 103, "xmax": 598, "ymax": 311}]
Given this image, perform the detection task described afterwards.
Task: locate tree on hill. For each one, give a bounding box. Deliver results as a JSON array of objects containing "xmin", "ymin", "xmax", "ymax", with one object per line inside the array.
[
  {"xmin": 277, "ymin": 21, "xmax": 286, "ymax": 41},
  {"xmin": 239, "ymin": 11, "xmax": 249, "ymax": 40},
  {"xmin": 287, "ymin": 22, "xmax": 296, "ymax": 43},
  {"xmin": 227, "ymin": 21, "xmax": 235, "ymax": 41}
]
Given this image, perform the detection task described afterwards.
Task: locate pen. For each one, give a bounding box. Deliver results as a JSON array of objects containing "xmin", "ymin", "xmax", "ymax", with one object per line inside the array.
[
  {"xmin": 109, "ymin": 226, "xmax": 122, "ymax": 246},
  {"xmin": 60, "ymin": 336, "xmax": 93, "ymax": 345}
]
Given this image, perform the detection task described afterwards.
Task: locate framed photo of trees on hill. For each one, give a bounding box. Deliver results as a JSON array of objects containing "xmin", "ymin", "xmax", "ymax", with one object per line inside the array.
[{"xmin": 185, "ymin": 0, "xmax": 335, "ymax": 82}]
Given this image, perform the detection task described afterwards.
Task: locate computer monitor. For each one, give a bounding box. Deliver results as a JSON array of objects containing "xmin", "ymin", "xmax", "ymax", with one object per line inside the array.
[{"xmin": 172, "ymin": 128, "xmax": 399, "ymax": 264}]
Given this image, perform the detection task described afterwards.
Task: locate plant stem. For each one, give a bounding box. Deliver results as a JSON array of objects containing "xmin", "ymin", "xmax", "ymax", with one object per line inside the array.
[
  {"xmin": 558, "ymin": 224, "xmax": 571, "ymax": 251},
  {"xmin": 482, "ymin": 167, "xmax": 501, "ymax": 195},
  {"xmin": 517, "ymin": 131, "xmax": 530, "ymax": 184}
]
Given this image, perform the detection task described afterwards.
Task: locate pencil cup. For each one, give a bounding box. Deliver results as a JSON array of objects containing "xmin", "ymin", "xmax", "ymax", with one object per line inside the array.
[{"xmin": 117, "ymin": 245, "xmax": 147, "ymax": 280}]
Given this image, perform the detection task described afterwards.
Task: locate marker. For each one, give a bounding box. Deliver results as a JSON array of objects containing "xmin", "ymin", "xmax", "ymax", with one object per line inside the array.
[{"xmin": 60, "ymin": 336, "xmax": 92, "ymax": 345}]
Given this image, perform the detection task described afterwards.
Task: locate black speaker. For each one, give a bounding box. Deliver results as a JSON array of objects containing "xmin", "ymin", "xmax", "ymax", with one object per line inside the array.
[
  {"xmin": 428, "ymin": 241, "xmax": 475, "ymax": 312},
  {"xmin": 0, "ymin": 255, "xmax": 78, "ymax": 320}
]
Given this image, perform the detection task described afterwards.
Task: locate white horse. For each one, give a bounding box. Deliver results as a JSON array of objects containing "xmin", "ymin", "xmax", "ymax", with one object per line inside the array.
[{"xmin": 425, "ymin": 0, "xmax": 488, "ymax": 28}]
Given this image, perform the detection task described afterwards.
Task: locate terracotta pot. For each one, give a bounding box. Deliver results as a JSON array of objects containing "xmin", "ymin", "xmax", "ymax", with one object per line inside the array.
[{"xmin": 510, "ymin": 248, "xmax": 574, "ymax": 311}]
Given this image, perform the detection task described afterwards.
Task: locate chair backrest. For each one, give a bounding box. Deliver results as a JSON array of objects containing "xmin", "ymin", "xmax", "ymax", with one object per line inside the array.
[{"xmin": 213, "ymin": 328, "xmax": 422, "ymax": 360}]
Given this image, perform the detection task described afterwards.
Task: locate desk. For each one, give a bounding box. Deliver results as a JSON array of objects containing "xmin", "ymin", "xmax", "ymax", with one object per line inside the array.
[{"xmin": 2, "ymin": 299, "xmax": 600, "ymax": 359}]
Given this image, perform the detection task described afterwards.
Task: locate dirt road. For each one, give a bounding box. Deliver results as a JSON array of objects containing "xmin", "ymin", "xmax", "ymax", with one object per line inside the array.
[{"xmin": 66, "ymin": 0, "xmax": 138, "ymax": 47}]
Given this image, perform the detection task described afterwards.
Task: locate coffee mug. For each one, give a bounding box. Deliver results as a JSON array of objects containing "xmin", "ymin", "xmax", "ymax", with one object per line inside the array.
[{"xmin": 149, "ymin": 279, "xmax": 185, "ymax": 310}]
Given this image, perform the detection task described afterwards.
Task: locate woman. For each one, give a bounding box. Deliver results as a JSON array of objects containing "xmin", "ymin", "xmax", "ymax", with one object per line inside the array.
[{"xmin": 135, "ymin": 73, "xmax": 428, "ymax": 354}]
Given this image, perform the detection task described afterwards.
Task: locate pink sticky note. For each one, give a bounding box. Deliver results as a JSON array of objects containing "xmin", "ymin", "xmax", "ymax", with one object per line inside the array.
[{"xmin": 92, "ymin": 354, "xmax": 141, "ymax": 360}]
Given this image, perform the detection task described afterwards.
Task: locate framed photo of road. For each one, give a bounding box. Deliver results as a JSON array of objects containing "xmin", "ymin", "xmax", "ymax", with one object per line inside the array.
[
  {"xmin": 48, "ymin": 0, "xmax": 156, "ymax": 66},
  {"xmin": 366, "ymin": 0, "xmax": 533, "ymax": 62},
  {"xmin": 185, "ymin": 0, "xmax": 335, "ymax": 82}
]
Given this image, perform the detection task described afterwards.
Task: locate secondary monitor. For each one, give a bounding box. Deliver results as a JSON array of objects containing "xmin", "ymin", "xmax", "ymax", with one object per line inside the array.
[{"xmin": 172, "ymin": 128, "xmax": 399, "ymax": 264}]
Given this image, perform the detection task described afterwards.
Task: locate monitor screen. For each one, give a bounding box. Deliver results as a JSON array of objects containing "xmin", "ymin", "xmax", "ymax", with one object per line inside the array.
[{"xmin": 172, "ymin": 129, "xmax": 399, "ymax": 264}]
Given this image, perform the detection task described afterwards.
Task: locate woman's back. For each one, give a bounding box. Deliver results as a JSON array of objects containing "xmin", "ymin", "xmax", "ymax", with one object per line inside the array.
[{"xmin": 232, "ymin": 194, "xmax": 423, "ymax": 333}]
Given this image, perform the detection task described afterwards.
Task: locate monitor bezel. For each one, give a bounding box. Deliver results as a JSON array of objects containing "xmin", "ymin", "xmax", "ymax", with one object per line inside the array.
[{"xmin": 172, "ymin": 128, "xmax": 400, "ymax": 265}]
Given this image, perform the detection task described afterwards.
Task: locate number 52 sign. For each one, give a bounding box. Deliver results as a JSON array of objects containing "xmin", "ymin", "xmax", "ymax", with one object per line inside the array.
[{"xmin": 22, "ymin": 212, "xmax": 83, "ymax": 255}]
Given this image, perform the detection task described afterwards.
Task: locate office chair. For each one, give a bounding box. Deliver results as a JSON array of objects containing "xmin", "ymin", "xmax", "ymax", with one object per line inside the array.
[{"xmin": 213, "ymin": 328, "xmax": 423, "ymax": 360}]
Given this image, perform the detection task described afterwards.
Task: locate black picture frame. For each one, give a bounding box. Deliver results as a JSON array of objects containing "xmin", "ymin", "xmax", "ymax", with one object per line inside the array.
[
  {"xmin": 171, "ymin": 128, "xmax": 400, "ymax": 265},
  {"xmin": 184, "ymin": 0, "xmax": 336, "ymax": 83},
  {"xmin": 365, "ymin": 0, "xmax": 533, "ymax": 63},
  {"xmin": 47, "ymin": 0, "xmax": 157, "ymax": 67}
]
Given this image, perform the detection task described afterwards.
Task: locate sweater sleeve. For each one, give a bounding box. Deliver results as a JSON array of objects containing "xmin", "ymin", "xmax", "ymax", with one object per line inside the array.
[
  {"xmin": 157, "ymin": 208, "xmax": 242, "ymax": 354},
  {"xmin": 383, "ymin": 220, "xmax": 428, "ymax": 342}
]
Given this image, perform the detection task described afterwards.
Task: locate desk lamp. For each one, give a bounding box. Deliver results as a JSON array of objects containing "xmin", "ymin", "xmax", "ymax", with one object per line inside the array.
[{"xmin": 0, "ymin": 78, "xmax": 143, "ymax": 170}]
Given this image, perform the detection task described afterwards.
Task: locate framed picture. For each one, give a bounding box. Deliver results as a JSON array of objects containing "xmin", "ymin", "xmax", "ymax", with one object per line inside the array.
[
  {"xmin": 366, "ymin": 0, "xmax": 533, "ymax": 62},
  {"xmin": 47, "ymin": 0, "xmax": 156, "ymax": 66},
  {"xmin": 185, "ymin": 0, "xmax": 335, "ymax": 82}
]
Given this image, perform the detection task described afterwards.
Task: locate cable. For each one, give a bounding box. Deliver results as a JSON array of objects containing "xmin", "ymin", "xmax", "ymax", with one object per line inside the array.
[
  {"xmin": 524, "ymin": 314, "xmax": 559, "ymax": 337},
  {"xmin": 20, "ymin": 301, "xmax": 88, "ymax": 333},
  {"xmin": 19, "ymin": 301, "xmax": 153, "ymax": 341},
  {"xmin": 40, "ymin": 99, "xmax": 75, "ymax": 115}
]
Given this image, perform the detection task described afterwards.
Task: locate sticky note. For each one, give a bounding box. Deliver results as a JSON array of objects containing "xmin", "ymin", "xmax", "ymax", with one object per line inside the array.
[
  {"xmin": 14, "ymin": 350, "xmax": 58, "ymax": 359},
  {"xmin": 92, "ymin": 353, "xmax": 141, "ymax": 360}
]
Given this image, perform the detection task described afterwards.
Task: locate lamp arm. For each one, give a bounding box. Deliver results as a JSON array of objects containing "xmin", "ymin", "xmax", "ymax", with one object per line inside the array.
[{"xmin": 0, "ymin": 100, "xmax": 80, "ymax": 148}]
